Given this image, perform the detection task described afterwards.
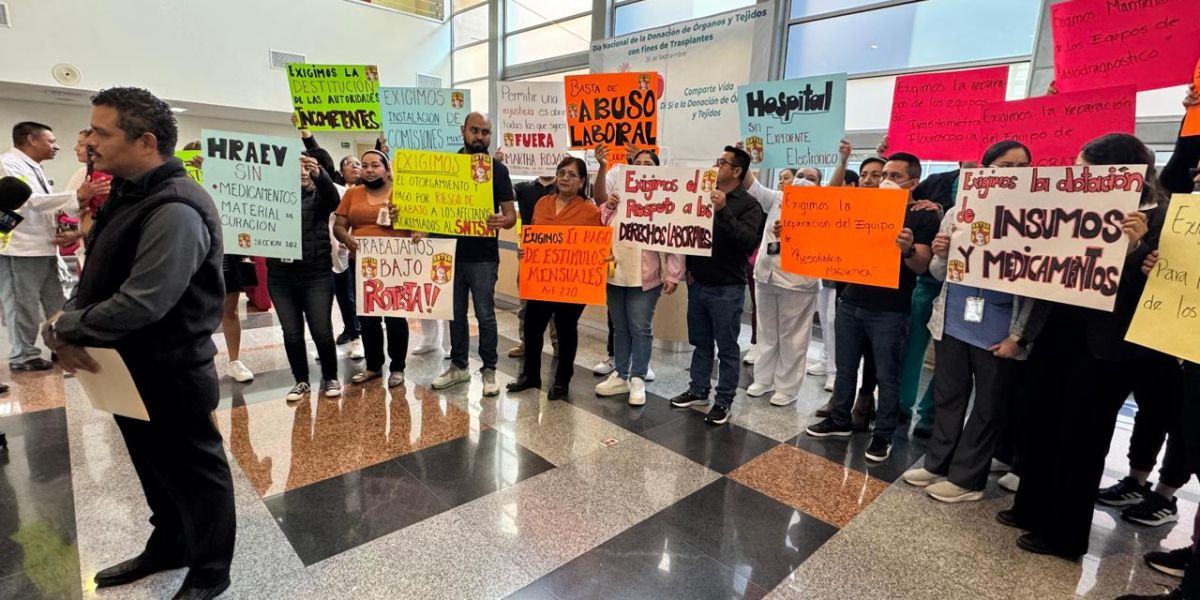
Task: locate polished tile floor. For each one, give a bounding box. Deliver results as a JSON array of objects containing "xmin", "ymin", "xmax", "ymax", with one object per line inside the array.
[{"xmin": 0, "ymin": 298, "xmax": 1195, "ymax": 599}]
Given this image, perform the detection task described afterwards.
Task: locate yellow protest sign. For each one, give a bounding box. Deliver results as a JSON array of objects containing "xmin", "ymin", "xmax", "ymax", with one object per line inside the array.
[
  {"xmin": 391, "ymin": 149, "xmax": 495, "ymax": 237},
  {"xmin": 1126, "ymin": 194, "xmax": 1200, "ymax": 362}
]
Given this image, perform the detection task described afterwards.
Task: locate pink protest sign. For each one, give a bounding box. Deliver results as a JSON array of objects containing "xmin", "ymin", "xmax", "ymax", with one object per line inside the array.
[
  {"xmin": 887, "ymin": 66, "xmax": 1009, "ymax": 161},
  {"xmin": 978, "ymin": 85, "xmax": 1135, "ymax": 167}
]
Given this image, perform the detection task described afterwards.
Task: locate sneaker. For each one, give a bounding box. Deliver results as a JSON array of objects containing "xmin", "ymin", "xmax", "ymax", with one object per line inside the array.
[
  {"xmin": 227, "ymin": 360, "xmax": 254, "ymax": 383},
  {"xmin": 746, "ymin": 382, "xmax": 773, "ymax": 398},
  {"xmin": 285, "ymin": 382, "xmax": 310, "ymax": 402},
  {"xmin": 902, "ymin": 468, "xmax": 946, "ymax": 487},
  {"xmin": 1097, "ymin": 476, "xmax": 1150, "ymax": 507},
  {"xmin": 481, "ymin": 369, "xmax": 500, "ymax": 396},
  {"xmin": 352, "ymin": 369, "xmax": 381, "ymax": 384},
  {"xmin": 769, "ymin": 391, "xmax": 796, "ymax": 406},
  {"xmin": 387, "ymin": 371, "xmax": 405, "ymax": 389},
  {"xmin": 628, "ymin": 377, "xmax": 646, "ymax": 406},
  {"xmin": 990, "ymin": 458, "xmax": 1013, "ymax": 473},
  {"xmin": 323, "ymin": 379, "xmax": 343, "ymax": 398},
  {"xmin": 864, "ymin": 436, "xmax": 891, "ymax": 462},
  {"xmin": 823, "ymin": 374, "xmax": 835, "ymax": 392},
  {"xmin": 335, "ymin": 331, "xmax": 357, "ymax": 345},
  {"xmin": 645, "ymin": 366, "xmax": 656, "ymax": 382},
  {"xmin": 998, "ymin": 472, "xmax": 1020, "ymax": 493},
  {"xmin": 1114, "ymin": 587, "xmax": 1186, "ymax": 600},
  {"xmin": 1145, "ymin": 546, "xmax": 1194, "ymax": 578},
  {"xmin": 927, "ymin": 480, "xmax": 983, "ymax": 503},
  {"xmin": 592, "ymin": 358, "xmax": 615, "ymax": 376},
  {"xmin": 349, "ymin": 339, "xmax": 365, "ymax": 360},
  {"xmin": 743, "ymin": 345, "xmax": 759, "ymax": 366},
  {"xmin": 1122, "ymin": 493, "xmax": 1179, "ymax": 527},
  {"xmin": 806, "ymin": 362, "xmax": 829, "ymax": 376},
  {"xmin": 595, "ymin": 373, "xmax": 629, "ymax": 397},
  {"xmin": 805, "ymin": 418, "xmax": 852, "ymax": 438},
  {"xmin": 705, "ymin": 405, "xmax": 730, "ymax": 425},
  {"xmin": 432, "ymin": 366, "xmax": 471, "ymax": 390},
  {"xmin": 670, "ymin": 391, "xmax": 709, "ymax": 408},
  {"xmin": 507, "ymin": 345, "xmax": 524, "ymax": 358}
]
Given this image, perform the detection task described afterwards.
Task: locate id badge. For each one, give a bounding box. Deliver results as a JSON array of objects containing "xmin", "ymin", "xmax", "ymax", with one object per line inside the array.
[
  {"xmin": 376, "ymin": 207, "xmax": 392, "ymax": 227},
  {"xmin": 964, "ymin": 296, "xmax": 985, "ymax": 323},
  {"xmin": 767, "ymin": 242, "xmax": 780, "ymax": 256}
]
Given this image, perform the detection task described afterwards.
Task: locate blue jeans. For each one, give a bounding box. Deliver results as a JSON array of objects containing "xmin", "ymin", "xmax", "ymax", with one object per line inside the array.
[
  {"xmin": 450, "ymin": 261, "xmax": 499, "ymax": 371},
  {"xmin": 332, "ymin": 267, "xmax": 359, "ymax": 337},
  {"xmin": 687, "ymin": 283, "xmax": 744, "ymax": 410},
  {"xmin": 608, "ymin": 284, "xmax": 662, "ymax": 380},
  {"xmin": 831, "ymin": 302, "xmax": 908, "ymax": 438}
]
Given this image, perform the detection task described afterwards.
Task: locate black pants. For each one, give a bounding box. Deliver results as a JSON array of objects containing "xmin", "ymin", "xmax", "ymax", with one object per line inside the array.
[
  {"xmin": 360, "ymin": 316, "xmax": 408, "ymax": 373},
  {"xmin": 333, "ymin": 267, "xmax": 359, "ymax": 338},
  {"xmin": 1128, "ymin": 358, "xmax": 1188, "ymax": 488},
  {"xmin": 268, "ymin": 269, "xmax": 337, "ymax": 382},
  {"xmin": 606, "ymin": 310, "xmax": 614, "ymax": 358},
  {"xmin": 523, "ymin": 299, "xmax": 585, "ymax": 385},
  {"xmin": 116, "ymin": 362, "xmax": 235, "ymax": 585},
  {"xmin": 859, "ymin": 341, "xmax": 877, "ymax": 396}
]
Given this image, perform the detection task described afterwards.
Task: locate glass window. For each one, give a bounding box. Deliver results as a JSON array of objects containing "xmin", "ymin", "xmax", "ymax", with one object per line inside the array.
[
  {"xmin": 614, "ymin": 0, "xmax": 755, "ymax": 36},
  {"xmin": 789, "ymin": 0, "xmax": 882, "ymax": 19},
  {"xmin": 456, "ymin": 79, "xmax": 491, "ymax": 115},
  {"xmin": 518, "ymin": 68, "xmax": 590, "ymax": 82},
  {"xmin": 784, "ymin": 0, "xmax": 1040, "ymax": 78},
  {"xmin": 507, "ymin": 0, "xmax": 591, "ymax": 32},
  {"xmin": 453, "ymin": 5, "xmax": 489, "ymax": 49},
  {"xmin": 453, "ymin": 42, "xmax": 489, "ymax": 82},
  {"xmin": 453, "ymin": 0, "xmax": 486, "ymax": 12},
  {"xmin": 505, "ymin": 15, "xmax": 591, "ymax": 66}
]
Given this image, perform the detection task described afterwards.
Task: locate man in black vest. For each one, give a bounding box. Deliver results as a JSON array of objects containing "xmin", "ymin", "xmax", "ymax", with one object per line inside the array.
[{"xmin": 42, "ymin": 87, "xmax": 234, "ymax": 600}]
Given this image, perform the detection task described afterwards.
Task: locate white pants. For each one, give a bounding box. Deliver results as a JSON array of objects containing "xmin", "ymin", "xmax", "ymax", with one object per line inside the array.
[
  {"xmin": 752, "ymin": 282, "xmax": 817, "ymax": 398},
  {"xmin": 816, "ymin": 285, "xmax": 837, "ymax": 374},
  {"xmin": 419, "ymin": 319, "xmax": 446, "ymax": 350}
]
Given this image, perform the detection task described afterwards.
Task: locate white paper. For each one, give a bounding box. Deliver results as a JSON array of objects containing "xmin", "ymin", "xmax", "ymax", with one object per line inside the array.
[{"xmin": 74, "ymin": 348, "xmax": 149, "ymax": 421}]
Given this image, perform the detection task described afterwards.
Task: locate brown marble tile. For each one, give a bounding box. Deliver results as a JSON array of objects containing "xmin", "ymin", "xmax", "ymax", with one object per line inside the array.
[
  {"xmin": 215, "ymin": 380, "xmax": 483, "ymax": 497},
  {"xmin": 0, "ymin": 368, "xmax": 67, "ymax": 415},
  {"xmin": 728, "ymin": 444, "xmax": 888, "ymax": 528}
]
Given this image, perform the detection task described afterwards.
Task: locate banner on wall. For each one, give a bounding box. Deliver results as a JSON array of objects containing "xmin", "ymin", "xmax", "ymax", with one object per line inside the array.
[
  {"xmin": 1127, "ymin": 194, "xmax": 1200, "ymax": 361},
  {"xmin": 590, "ymin": 3, "xmax": 776, "ymax": 166},
  {"xmin": 287, "ymin": 64, "xmax": 382, "ymax": 131},
  {"xmin": 380, "ymin": 87, "xmax": 471, "ymax": 152},
  {"xmin": 887, "ymin": 66, "xmax": 1009, "ymax": 161},
  {"xmin": 946, "ymin": 165, "xmax": 1146, "ymax": 311},
  {"xmin": 779, "ymin": 186, "xmax": 909, "ymax": 288},
  {"xmin": 354, "ymin": 236, "xmax": 456, "ymax": 320},
  {"xmin": 612, "ymin": 165, "xmax": 717, "ymax": 256},
  {"xmin": 496, "ymin": 81, "xmax": 571, "ymax": 177},
  {"xmin": 202, "ymin": 129, "xmax": 303, "ymax": 260},
  {"xmin": 391, "ymin": 149, "xmax": 494, "ymax": 237},
  {"xmin": 977, "ymin": 85, "xmax": 1135, "ymax": 167},
  {"xmin": 519, "ymin": 225, "xmax": 612, "ymax": 305},
  {"xmin": 737, "ymin": 73, "xmax": 847, "ymax": 170},
  {"xmin": 565, "ymin": 72, "xmax": 659, "ymax": 164}
]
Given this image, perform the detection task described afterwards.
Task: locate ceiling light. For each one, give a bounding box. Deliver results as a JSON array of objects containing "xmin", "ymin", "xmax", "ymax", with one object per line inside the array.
[{"xmin": 170, "ymin": 107, "xmax": 188, "ymax": 113}]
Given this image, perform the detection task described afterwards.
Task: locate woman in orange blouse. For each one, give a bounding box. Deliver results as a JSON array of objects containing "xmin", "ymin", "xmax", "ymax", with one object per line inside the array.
[{"xmin": 507, "ymin": 157, "xmax": 602, "ymax": 400}]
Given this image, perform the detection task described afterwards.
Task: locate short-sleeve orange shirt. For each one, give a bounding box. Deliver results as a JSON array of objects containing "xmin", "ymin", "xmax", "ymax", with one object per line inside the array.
[{"xmin": 335, "ymin": 186, "xmax": 409, "ymax": 237}]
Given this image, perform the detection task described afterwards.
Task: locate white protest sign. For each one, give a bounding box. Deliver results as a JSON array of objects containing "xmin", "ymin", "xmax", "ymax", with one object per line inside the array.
[
  {"xmin": 613, "ymin": 165, "xmax": 717, "ymax": 257},
  {"xmin": 355, "ymin": 237, "xmax": 456, "ymax": 320}
]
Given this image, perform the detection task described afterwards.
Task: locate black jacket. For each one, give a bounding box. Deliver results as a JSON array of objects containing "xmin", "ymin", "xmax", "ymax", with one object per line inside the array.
[
  {"xmin": 267, "ymin": 168, "xmax": 340, "ymax": 273},
  {"xmin": 686, "ymin": 185, "xmax": 765, "ymax": 286}
]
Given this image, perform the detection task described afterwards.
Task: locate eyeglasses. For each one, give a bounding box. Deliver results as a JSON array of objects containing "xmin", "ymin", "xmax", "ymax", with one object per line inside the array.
[
  {"xmin": 556, "ymin": 169, "xmax": 582, "ymax": 180},
  {"xmin": 713, "ymin": 158, "xmax": 733, "ymax": 168}
]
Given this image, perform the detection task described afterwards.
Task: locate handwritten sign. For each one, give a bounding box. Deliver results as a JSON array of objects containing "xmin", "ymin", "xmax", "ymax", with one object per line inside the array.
[
  {"xmin": 380, "ymin": 87, "xmax": 470, "ymax": 152},
  {"xmin": 1052, "ymin": 0, "xmax": 1200, "ymax": 93},
  {"xmin": 887, "ymin": 66, "xmax": 1009, "ymax": 161},
  {"xmin": 613, "ymin": 165, "xmax": 716, "ymax": 257},
  {"xmin": 1184, "ymin": 58, "xmax": 1200, "ymax": 137},
  {"xmin": 354, "ymin": 236, "xmax": 456, "ymax": 320},
  {"xmin": 176, "ymin": 150, "xmax": 203, "ymax": 184},
  {"xmin": 565, "ymin": 72, "xmax": 659, "ymax": 164},
  {"xmin": 946, "ymin": 165, "xmax": 1146, "ymax": 311},
  {"xmin": 202, "ymin": 129, "xmax": 302, "ymax": 260},
  {"xmin": 1127, "ymin": 195, "xmax": 1200, "ymax": 360},
  {"xmin": 519, "ymin": 225, "xmax": 612, "ymax": 305},
  {"xmin": 780, "ymin": 186, "xmax": 908, "ymax": 288},
  {"xmin": 287, "ymin": 64, "xmax": 382, "ymax": 131},
  {"xmin": 391, "ymin": 149, "xmax": 494, "ymax": 237},
  {"xmin": 978, "ymin": 85, "xmax": 1135, "ymax": 168},
  {"xmin": 738, "ymin": 73, "xmax": 847, "ymax": 170},
  {"xmin": 497, "ymin": 81, "xmax": 570, "ymax": 177}
]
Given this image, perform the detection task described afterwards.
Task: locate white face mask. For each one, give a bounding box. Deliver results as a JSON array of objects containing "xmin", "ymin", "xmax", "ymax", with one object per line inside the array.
[
  {"xmin": 880, "ymin": 179, "xmax": 902, "ymax": 190},
  {"xmin": 796, "ymin": 179, "xmax": 816, "ymax": 187}
]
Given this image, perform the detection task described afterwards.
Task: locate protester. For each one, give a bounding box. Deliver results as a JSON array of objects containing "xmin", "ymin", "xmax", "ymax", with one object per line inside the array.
[
  {"xmin": 65, "ymin": 128, "xmax": 111, "ymax": 238},
  {"xmin": 745, "ymin": 167, "xmax": 799, "ymax": 369},
  {"xmin": 0, "ymin": 168, "xmax": 35, "ymax": 396}
]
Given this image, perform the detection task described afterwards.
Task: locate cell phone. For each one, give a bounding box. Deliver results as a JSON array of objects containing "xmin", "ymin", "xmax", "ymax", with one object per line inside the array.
[{"xmin": 767, "ymin": 242, "xmax": 780, "ymax": 255}]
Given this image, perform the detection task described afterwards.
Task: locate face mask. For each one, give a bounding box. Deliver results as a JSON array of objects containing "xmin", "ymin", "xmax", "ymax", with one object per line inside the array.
[
  {"xmin": 362, "ymin": 177, "xmax": 385, "ymax": 190},
  {"xmin": 880, "ymin": 179, "xmax": 902, "ymax": 190}
]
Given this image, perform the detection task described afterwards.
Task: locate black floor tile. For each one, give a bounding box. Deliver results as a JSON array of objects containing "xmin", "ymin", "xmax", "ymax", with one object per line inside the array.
[
  {"xmin": 640, "ymin": 415, "xmax": 779, "ymax": 474},
  {"xmin": 395, "ymin": 428, "xmax": 555, "ymax": 508},
  {"xmin": 504, "ymin": 580, "xmax": 562, "ymax": 600},
  {"xmin": 785, "ymin": 430, "xmax": 926, "ymax": 483}
]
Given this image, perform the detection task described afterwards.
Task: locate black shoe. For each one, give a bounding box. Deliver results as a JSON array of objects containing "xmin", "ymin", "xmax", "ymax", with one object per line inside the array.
[
  {"xmin": 1115, "ymin": 587, "xmax": 1186, "ymax": 599},
  {"xmin": 1123, "ymin": 493, "xmax": 1179, "ymax": 527},
  {"xmin": 547, "ymin": 383, "xmax": 569, "ymax": 401},
  {"xmin": 670, "ymin": 391, "xmax": 709, "ymax": 408},
  {"xmin": 1015, "ymin": 533, "xmax": 1082, "ymax": 561},
  {"xmin": 1098, "ymin": 476, "xmax": 1150, "ymax": 507},
  {"xmin": 94, "ymin": 553, "xmax": 186, "ymax": 588},
  {"xmin": 805, "ymin": 418, "xmax": 852, "ymax": 438},
  {"xmin": 172, "ymin": 576, "xmax": 231, "ymax": 600},
  {"xmin": 705, "ymin": 405, "xmax": 730, "ymax": 425},
  {"xmin": 814, "ymin": 399, "xmax": 833, "ymax": 418},
  {"xmin": 506, "ymin": 375, "xmax": 541, "ymax": 393},
  {"xmin": 995, "ymin": 509, "xmax": 1030, "ymax": 530},
  {"xmin": 0, "ymin": 382, "xmax": 8, "ymax": 393},
  {"xmin": 9, "ymin": 358, "xmax": 52, "ymax": 372},
  {"xmin": 335, "ymin": 331, "xmax": 358, "ymax": 345},
  {"xmin": 865, "ymin": 436, "xmax": 892, "ymax": 461},
  {"xmin": 0, "ymin": 432, "xmax": 6, "ymax": 450},
  {"xmin": 1146, "ymin": 546, "xmax": 1195, "ymax": 578}
]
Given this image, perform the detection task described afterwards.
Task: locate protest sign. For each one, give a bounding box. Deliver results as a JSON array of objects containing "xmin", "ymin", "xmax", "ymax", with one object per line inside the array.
[
  {"xmin": 176, "ymin": 150, "xmax": 203, "ymax": 184},
  {"xmin": 738, "ymin": 73, "xmax": 847, "ymax": 170},
  {"xmin": 354, "ymin": 236, "xmax": 456, "ymax": 320},
  {"xmin": 887, "ymin": 66, "xmax": 1009, "ymax": 161},
  {"xmin": 612, "ymin": 165, "xmax": 716, "ymax": 257},
  {"xmin": 1184, "ymin": 58, "xmax": 1200, "ymax": 137},
  {"xmin": 946, "ymin": 165, "xmax": 1146, "ymax": 311},
  {"xmin": 519, "ymin": 225, "xmax": 612, "ymax": 305},
  {"xmin": 380, "ymin": 87, "xmax": 470, "ymax": 152},
  {"xmin": 391, "ymin": 149, "xmax": 494, "ymax": 237},
  {"xmin": 978, "ymin": 85, "xmax": 1135, "ymax": 167},
  {"xmin": 287, "ymin": 64, "xmax": 382, "ymax": 131},
  {"xmin": 1127, "ymin": 194, "xmax": 1200, "ymax": 361},
  {"xmin": 202, "ymin": 129, "xmax": 302, "ymax": 260},
  {"xmin": 497, "ymin": 81, "xmax": 570, "ymax": 177},
  {"xmin": 565, "ymin": 72, "xmax": 659, "ymax": 164},
  {"xmin": 1051, "ymin": 0, "xmax": 1200, "ymax": 93},
  {"xmin": 779, "ymin": 186, "xmax": 908, "ymax": 287}
]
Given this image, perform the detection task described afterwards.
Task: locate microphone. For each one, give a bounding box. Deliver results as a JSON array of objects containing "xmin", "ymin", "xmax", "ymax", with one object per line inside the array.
[{"xmin": 0, "ymin": 176, "xmax": 33, "ymax": 234}]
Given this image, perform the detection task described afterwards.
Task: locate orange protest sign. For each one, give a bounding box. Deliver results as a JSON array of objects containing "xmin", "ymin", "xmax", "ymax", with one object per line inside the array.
[
  {"xmin": 518, "ymin": 225, "xmax": 612, "ymax": 305},
  {"xmin": 1183, "ymin": 58, "xmax": 1200, "ymax": 137},
  {"xmin": 780, "ymin": 186, "xmax": 909, "ymax": 288},
  {"xmin": 565, "ymin": 73, "xmax": 659, "ymax": 164}
]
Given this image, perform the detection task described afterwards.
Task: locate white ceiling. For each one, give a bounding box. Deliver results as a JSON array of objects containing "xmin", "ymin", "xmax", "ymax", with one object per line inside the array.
[{"xmin": 0, "ymin": 80, "xmax": 292, "ymax": 125}]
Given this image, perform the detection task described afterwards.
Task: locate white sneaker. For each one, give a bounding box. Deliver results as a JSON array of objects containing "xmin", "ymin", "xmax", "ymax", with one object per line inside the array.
[
  {"xmin": 349, "ymin": 339, "xmax": 365, "ymax": 360},
  {"xmin": 592, "ymin": 358, "xmax": 615, "ymax": 376},
  {"xmin": 927, "ymin": 480, "xmax": 984, "ymax": 503},
  {"xmin": 286, "ymin": 381, "xmax": 310, "ymax": 402},
  {"xmin": 628, "ymin": 377, "xmax": 646, "ymax": 406},
  {"xmin": 595, "ymin": 373, "xmax": 629, "ymax": 397},
  {"xmin": 746, "ymin": 382, "xmax": 773, "ymax": 398},
  {"xmin": 227, "ymin": 360, "xmax": 254, "ymax": 383},
  {"xmin": 823, "ymin": 374, "xmax": 836, "ymax": 392},
  {"xmin": 902, "ymin": 468, "xmax": 946, "ymax": 487},
  {"xmin": 998, "ymin": 472, "xmax": 1020, "ymax": 493},
  {"xmin": 481, "ymin": 369, "xmax": 500, "ymax": 397},
  {"xmin": 645, "ymin": 366, "xmax": 656, "ymax": 382},
  {"xmin": 412, "ymin": 343, "xmax": 439, "ymax": 355},
  {"xmin": 743, "ymin": 345, "xmax": 759, "ymax": 365},
  {"xmin": 323, "ymin": 379, "xmax": 343, "ymax": 398},
  {"xmin": 769, "ymin": 391, "xmax": 796, "ymax": 406},
  {"xmin": 990, "ymin": 458, "xmax": 1012, "ymax": 473},
  {"xmin": 432, "ymin": 365, "xmax": 471, "ymax": 390},
  {"xmin": 807, "ymin": 362, "xmax": 829, "ymax": 376}
]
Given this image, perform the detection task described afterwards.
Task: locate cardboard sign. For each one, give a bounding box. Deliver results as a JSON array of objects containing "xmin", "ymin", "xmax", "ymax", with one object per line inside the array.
[
  {"xmin": 380, "ymin": 87, "xmax": 471, "ymax": 152},
  {"xmin": 176, "ymin": 150, "xmax": 203, "ymax": 184},
  {"xmin": 497, "ymin": 81, "xmax": 571, "ymax": 177},
  {"xmin": 354, "ymin": 236, "xmax": 456, "ymax": 320},
  {"xmin": 946, "ymin": 165, "xmax": 1146, "ymax": 311},
  {"xmin": 779, "ymin": 186, "xmax": 908, "ymax": 288},
  {"xmin": 738, "ymin": 73, "xmax": 847, "ymax": 170},
  {"xmin": 202, "ymin": 129, "xmax": 303, "ymax": 260},
  {"xmin": 565, "ymin": 73, "xmax": 659, "ymax": 164},
  {"xmin": 1127, "ymin": 194, "xmax": 1200, "ymax": 360},
  {"xmin": 612, "ymin": 165, "xmax": 717, "ymax": 257},
  {"xmin": 1052, "ymin": 0, "xmax": 1200, "ymax": 93},
  {"xmin": 519, "ymin": 225, "xmax": 612, "ymax": 305},
  {"xmin": 287, "ymin": 64, "xmax": 382, "ymax": 131},
  {"xmin": 391, "ymin": 149, "xmax": 494, "ymax": 237},
  {"xmin": 978, "ymin": 85, "xmax": 1135, "ymax": 168},
  {"xmin": 1183, "ymin": 58, "xmax": 1200, "ymax": 137},
  {"xmin": 887, "ymin": 66, "xmax": 1009, "ymax": 161}
]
